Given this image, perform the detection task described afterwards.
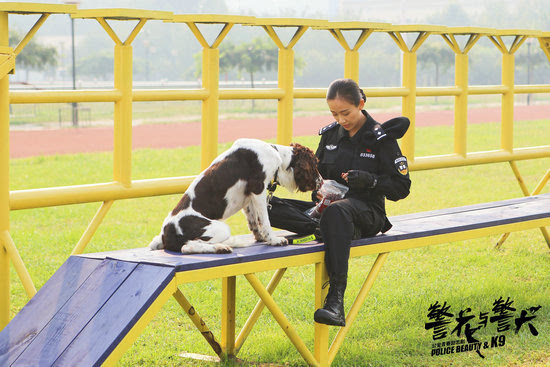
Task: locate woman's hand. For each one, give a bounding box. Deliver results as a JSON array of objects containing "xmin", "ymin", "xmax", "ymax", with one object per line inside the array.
[{"xmin": 343, "ymin": 170, "xmax": 376, "ymax": 189}]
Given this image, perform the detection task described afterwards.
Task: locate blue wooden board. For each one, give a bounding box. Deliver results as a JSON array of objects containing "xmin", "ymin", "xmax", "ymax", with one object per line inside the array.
[
  {"xmin": 0, "ymin": 256, "xmax": 103, "ymax": 366},
  {"xmin": 12, "ymin": 259, "xmax": 138, "ymax": 367},
  {"xmin": 79, "ymin": 193, "xmax": 550, "ymax": 273},
  {"xmin": 53, "ymin": 263, "xmax": 174, "ymax": 366}
]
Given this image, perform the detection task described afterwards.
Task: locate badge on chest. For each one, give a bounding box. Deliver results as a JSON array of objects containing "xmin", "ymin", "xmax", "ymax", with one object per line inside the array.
[{"xmin": 359, "ymin": 148, "xmax": 376, "ymax": 159}]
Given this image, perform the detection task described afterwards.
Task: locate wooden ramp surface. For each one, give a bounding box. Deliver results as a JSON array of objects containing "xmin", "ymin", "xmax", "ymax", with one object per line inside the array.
[
  {"xmin": 0, "ymin": 257, "xmax": 174, "ymax": 367},
  {"xmin": 0, "ymin": 193, "xmax": 548, "ymax": 366}
]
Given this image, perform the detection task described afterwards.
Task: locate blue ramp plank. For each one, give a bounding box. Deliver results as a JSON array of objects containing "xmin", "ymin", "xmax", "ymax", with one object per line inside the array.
[
  {"xmin": 54, "ymin": 263, "xmax": 174, "ymax": 366},
  {"xmin": 0, "ymin": 256, "xmax": 103, "ymax": 366},
  {"xmin": 12, "ymin": 259, "xmax": 138, "ymax": 367}
]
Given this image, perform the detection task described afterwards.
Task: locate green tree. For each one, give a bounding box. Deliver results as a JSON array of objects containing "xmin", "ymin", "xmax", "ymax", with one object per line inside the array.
[
  {"xmin": 9, "ymin": 31, "xmax": 57, "ymax": 82},
  {"xmin": 219, "ymin": 37, "xmax": 278, "ymax": 88},
  {"xmin": 417, "ymin": 43, "xmax": 454, "ymax": 87},
  {"xmin": 76, "ymin": 50, "xmax": 113, "ymax": 80}
]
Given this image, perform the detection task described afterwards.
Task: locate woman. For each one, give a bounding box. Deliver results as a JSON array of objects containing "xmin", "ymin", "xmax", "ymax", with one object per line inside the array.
[
  {"xmin": 316, "ymin": 78, "xmax": 412, "ymax": 327},
  {"xmin": 268, "ymin": 78, "xmax": 411, "ymax": 326}
]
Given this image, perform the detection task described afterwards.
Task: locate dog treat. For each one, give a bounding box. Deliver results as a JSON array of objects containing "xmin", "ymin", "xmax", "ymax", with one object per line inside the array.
[{"xmin": 307, "ymin": 179, "xmax": 349, "ymax": 218}]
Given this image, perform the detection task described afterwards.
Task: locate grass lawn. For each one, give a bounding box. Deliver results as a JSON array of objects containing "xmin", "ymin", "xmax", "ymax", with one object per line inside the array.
[{"xmin": 7, "ymin": 119, "xmax": 550, "ymax": 366}]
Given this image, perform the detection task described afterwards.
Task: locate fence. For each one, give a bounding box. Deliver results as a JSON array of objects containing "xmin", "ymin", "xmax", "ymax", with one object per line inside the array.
[{"xmin": 1, "ymin": 3, "xmax": 550, "ymax": 329}]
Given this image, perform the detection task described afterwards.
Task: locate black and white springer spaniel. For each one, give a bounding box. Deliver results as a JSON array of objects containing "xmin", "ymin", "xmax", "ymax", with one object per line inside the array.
[{"xmin": 149, "ymin": 138, "xmax": 320, "ymax": 254}]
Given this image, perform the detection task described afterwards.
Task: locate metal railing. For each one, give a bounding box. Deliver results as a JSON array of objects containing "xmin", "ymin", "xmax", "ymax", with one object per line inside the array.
[{"xmin": 1, "ymin": 3, "xmax": 549, "ymax": 329}]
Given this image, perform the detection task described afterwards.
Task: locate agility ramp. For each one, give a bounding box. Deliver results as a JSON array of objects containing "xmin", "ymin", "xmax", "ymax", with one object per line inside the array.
[
  {"xmin": 0, "ymin": 257, "xmax": 175, "ymax": 366},
  {"xmin": 0, "ymin": 193, "xmax": 549, "ymax": 366}
]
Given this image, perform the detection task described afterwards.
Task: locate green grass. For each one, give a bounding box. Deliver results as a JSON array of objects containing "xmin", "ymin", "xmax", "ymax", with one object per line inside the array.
[{"xmin": 7, "ymin": 120, "xmax": 550, "ymax": 366}]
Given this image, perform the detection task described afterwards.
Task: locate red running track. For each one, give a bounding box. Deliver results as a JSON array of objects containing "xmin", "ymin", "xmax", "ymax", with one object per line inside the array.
[{"xmin": 9, "ymin": 104, "xmax": 549, "ymax": 158}]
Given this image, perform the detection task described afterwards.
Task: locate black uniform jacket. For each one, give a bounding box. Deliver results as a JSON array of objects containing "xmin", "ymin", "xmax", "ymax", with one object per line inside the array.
[{"xmin": 315, "ymin": 110, "xmax": 411, "ymax": 229}]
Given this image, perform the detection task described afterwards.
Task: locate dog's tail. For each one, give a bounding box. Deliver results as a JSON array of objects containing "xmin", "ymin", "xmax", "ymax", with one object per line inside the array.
[{"xmin": 221, "ymin": 234, "xmax": 260, "ymax": 248}]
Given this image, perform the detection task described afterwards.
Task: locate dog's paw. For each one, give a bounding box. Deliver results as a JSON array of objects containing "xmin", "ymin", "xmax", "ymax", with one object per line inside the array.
[
  {"xmin": 214, "ymin": 244, "xmax": 233, "ymax": 254},
  {"xmin": 148, "ymin": 235, "xmax": 164, "ymax": 250},
  {"xmin": 267, "ymin": 237, "xmax": 288, "ymax": 246}
]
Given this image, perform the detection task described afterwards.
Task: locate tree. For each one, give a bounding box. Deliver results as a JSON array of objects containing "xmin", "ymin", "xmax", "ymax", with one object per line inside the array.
[
  {"xmin": 76, "ymin": 50, "xmax": 113, "ymax": 80},
  {"xmin": 418, "ymin": 43, "xmax": 454, "ymax": 87},
  {"xmin": 218, "ymin": 37, "xmax": 278, "ymax": 88},
  {"xmin": 9, "ymin": 30, "xmax": 57, "ymax": 82}
]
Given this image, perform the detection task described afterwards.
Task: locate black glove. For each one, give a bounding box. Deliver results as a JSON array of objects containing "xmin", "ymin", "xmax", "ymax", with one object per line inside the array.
[{"xmin": 346, "ymin": 170, "xmax": 377, "ymax": 190}]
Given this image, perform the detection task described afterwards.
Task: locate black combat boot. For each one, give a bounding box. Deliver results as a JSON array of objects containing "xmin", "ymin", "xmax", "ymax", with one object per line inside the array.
[{"xmin": 313, "ymin": 273, "xmax": 347, "ymax": 326}]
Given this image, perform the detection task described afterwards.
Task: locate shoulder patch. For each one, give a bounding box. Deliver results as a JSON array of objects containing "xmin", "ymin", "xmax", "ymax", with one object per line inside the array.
[
  {"xmin": 394, "ymin": 156, "xmax": 409, "ymax": 176},
  {"xmin": 319, "ymin": 122, "xmax": 338, "ymax": 135}
]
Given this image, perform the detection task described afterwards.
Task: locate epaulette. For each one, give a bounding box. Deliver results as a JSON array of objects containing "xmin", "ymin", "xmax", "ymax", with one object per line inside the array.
[
  {"xmin": 319, "ymin": 122, "xmax": 338, "ymax": 135},
  {"xmin": 372, "ymin": 123, "xmax": 387, "ymax": 141}
]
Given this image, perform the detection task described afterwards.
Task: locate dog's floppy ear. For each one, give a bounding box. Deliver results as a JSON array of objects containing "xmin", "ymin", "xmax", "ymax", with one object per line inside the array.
[{"xmin": 289, "ymin": 143, "xmax": 319, "ymax": 192}]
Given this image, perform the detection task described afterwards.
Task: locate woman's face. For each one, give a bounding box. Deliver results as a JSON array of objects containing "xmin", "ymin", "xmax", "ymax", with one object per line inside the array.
[{"xmin": 327, "ymin": 97, "xmax": 366, "ymax": 137}]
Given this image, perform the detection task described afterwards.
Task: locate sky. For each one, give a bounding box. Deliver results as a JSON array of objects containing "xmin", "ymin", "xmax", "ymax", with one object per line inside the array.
[{"xmin": 5, "ymin": 0, "xmax": 506, "ymax": 22}]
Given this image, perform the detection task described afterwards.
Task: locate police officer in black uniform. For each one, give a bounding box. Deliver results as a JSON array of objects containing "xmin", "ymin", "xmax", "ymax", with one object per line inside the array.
[{"xmin": 313, "ymin": 79, "xmax": 411, "ymax": 327}]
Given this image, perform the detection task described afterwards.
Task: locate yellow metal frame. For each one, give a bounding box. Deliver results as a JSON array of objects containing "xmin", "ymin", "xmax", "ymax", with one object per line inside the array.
[{"xmin": 0, "ymin": 4, "xmax": 549, "ymax": 365}]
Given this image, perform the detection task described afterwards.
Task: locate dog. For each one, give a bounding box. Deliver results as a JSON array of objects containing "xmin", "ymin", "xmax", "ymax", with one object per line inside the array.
[{"xmin": 149, "ymin": 138, "xmax": 320, "ymax": 254}]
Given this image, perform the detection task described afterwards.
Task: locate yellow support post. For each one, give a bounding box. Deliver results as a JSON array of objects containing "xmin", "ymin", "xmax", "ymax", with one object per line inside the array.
[
  {"xmin": 440, "ymin": 29, "xmax": 486, "ymax": 157},
  {"xmin": 0, "ymin": 3, "xmax": 76, "ymax": 329},
  {"xmin": 501, "ymin": 51, "xmax": 514, "ymax": 152},
  {"xmin": 401, "ymin": 50, "xmax": 417, "ymax": 161},
  {"xmin": 278, "ymin": 47, "xmax": 295, "ymax": 146},
  {"xmin": 386, "ymin": 26, "xmax": 440, "ymax": 161},
  {"xmin": 322, "ymin": 23, "xmax": 389, "ymax": 83},
  {"xmin": 258, "ymin": 19, "xmax": 325, "ymax": 146},
  {"xmin": 73, "ymin": 9, "xmax": 173, "ymax": 185},
  {"xmin": 113, "ymin": 43, "xmax": 133, "ymax": 186},
  {"xmin": 0, "ymin": 11, "xmax": 9, "ymax": 330},
  {"xmin": 344, "ymin": 50, "xmax": 359, "ymax": 81},
  {"xmin": 221, "ymin": 276, "xmax": 236, "ymax": 359},
  {"xmin": 169, "ymin": 15, "xmax": 253, "ymax": 169},
  {"xmin": 487, "ymin": 32, "xmax": 536, "ymax": 153},
  {"xmin": 314, "ymin": 262, "xmax": 329, "ymax": 367},
  {"xmin": 454, "ymin": 52, "xmax": 469, "ymax": 157},
  {"xmin": 201, "ymin": 46, "xmax": 220, "ymax": 169}
]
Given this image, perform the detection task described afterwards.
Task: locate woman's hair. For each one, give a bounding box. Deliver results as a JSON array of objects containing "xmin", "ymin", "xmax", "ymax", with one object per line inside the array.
[{"xmin": 326, "ymin": 78, "xmax": 366, "ymax": 106}]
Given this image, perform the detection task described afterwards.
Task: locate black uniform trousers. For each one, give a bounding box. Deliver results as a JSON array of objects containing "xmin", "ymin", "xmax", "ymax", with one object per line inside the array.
[
  {"xmin": 268, "ymin": 196, "xmax": 385, "ymax": 277},
  {"xmin": 319, "ymin": 197, "xmax": 385, "ymax": 276}
]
